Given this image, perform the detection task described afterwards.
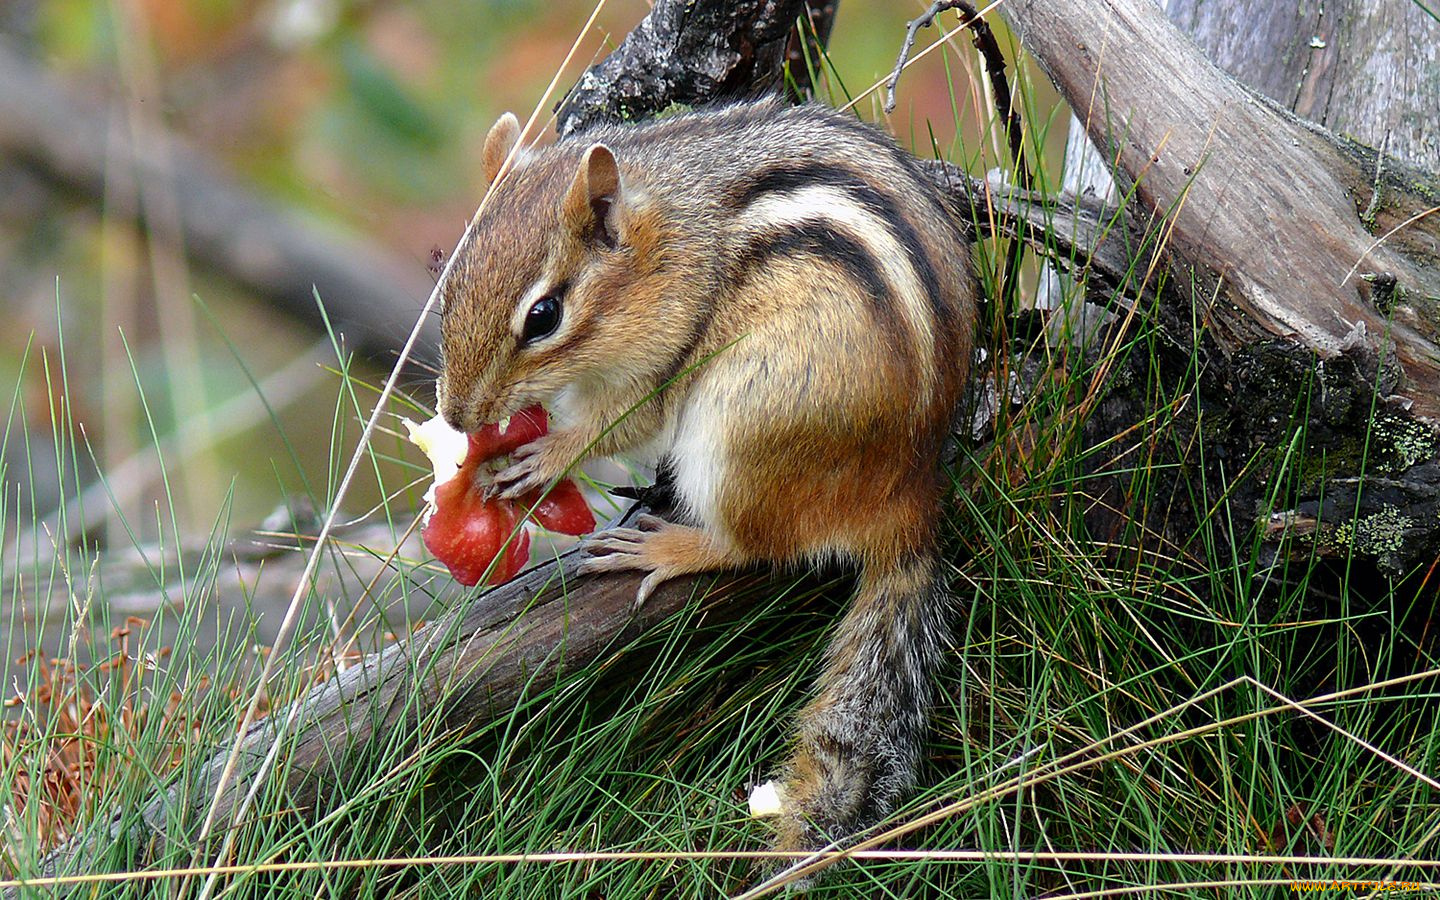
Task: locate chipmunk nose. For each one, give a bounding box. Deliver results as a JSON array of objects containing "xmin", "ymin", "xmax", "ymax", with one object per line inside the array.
[
  {"xmin": 439, "ymin": 398, "xmax": 482, "ymax": 434},
  {"xmin": 435, "ymin": 376, "xmax": 474, "ymax": 433}
]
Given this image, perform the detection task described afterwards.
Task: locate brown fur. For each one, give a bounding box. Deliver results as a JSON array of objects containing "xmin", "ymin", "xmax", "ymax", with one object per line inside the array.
[{"xmin": 437, "ymin": 99, "xmax": 975, "ymax": 875}]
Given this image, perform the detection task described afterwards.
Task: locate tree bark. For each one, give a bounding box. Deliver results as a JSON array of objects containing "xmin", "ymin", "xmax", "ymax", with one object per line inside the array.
[
  {"xmin": 1008, "ymin": 0, "xmax": 1439, "ymax": 400},
  {"xmin": 1166, "ymin": 0, "xmax": 1440, "ymax": 172},
  {"xmin": 556, "ymin": 0, "xmax": 839, "ymax": 137},
  {"xmin": 1003, "ymin": 0, "xmax": 1440, "ymax": 574},
  {"xmin": 1152, "ymin": 0, "xmax": 1440, "ymax": 573}
]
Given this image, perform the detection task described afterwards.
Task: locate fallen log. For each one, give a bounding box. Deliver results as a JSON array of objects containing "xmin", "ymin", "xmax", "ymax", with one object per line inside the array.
[
  {"xmin": 16, "ymin": 527, "xmax": 769, "ymax": 884},
  {"xmin": 1003, "ymin": 0, "xmax": 1440, "ymax": 398}
]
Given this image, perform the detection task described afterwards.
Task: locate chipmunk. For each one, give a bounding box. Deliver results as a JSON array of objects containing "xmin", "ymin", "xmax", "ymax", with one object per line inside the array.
[{"xmin": 436, "ymin": 98, "xmax": 975, "ymax": 859}]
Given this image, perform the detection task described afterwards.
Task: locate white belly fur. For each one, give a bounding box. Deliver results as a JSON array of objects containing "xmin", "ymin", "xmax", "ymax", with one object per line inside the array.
[{"xmin": 668, "ymin": 386, "xmax": 726, "ymax": 534}]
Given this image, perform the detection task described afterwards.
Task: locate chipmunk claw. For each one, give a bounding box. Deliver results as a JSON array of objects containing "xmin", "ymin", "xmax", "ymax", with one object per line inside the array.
[
  {"xmin": 490, "ymin": 453, "xmax": 549, "ymax": 501},
  {"xmin": 632, "ymin": 569, "xmax": 675, "ymax": 610},
  {"xmin": 577, "ymin": 514, "xmax": 670, "ymax": 556},
  {"xmin": 577, "ymin": 515, "xmax": 682, "ymax": 610}
]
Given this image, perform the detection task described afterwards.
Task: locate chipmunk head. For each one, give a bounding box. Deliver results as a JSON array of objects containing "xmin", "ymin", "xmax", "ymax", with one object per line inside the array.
[{"xmin": 437, "ymin": 112, "xmax": 678, "ymax": 434}]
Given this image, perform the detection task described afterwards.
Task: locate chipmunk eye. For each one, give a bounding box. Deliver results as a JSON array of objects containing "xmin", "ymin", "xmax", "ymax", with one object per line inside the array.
[{"xmin": 521, "ymin": 294, "xmax": 562, "ymax": 344}]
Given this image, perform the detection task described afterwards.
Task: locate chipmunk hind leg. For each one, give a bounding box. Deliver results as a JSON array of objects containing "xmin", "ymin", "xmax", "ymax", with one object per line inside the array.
[{"xmin": 774, "ymin": 547, "xmax": 950, "ymax": 860}]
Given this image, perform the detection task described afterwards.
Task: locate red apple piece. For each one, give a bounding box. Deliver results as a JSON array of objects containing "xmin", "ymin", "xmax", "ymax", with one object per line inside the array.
[
  {"xmin": 521, "ymin": 477, "xmax": 596, "ymax": 536},
  {"xmin": 468, "ymin": 404, "xmax": 549, "ymax": 461},
  {"xmin": 423, "ymin": 462, "xmax": 531, "ymax": 586}
]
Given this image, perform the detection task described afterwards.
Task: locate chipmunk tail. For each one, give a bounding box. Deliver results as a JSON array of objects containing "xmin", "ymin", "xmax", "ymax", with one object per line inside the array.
[{"xmin": 774, "ymin": 546, "xmax": 952, "ymax": 865}]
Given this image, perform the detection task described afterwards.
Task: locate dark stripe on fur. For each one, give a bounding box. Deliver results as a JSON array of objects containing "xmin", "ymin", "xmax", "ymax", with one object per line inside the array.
[
  {"xmin": 729, "ymin": 222, "xmax": 906, "ymax": 340},
  {"xmin": 654, "ymin": 292, "xmax": 719, "ymax": 396},
  {"xmin": 725, "ymin": 162, "xmax": 947, "ymax": 324}
]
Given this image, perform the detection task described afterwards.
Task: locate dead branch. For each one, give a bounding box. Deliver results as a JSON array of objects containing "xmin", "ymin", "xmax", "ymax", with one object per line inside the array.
[{"xmin": 555, "ymin": 0, "xmax": 839, "ymax": 137}]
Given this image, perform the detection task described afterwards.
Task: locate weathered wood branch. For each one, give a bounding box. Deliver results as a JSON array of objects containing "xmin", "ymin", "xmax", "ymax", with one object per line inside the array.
[
  {"xmin": 0, "ymin": 39, "xmax": 437, "ymax": 368},
  {"xmin": 923, "ymin": 163, "xmax": 1156, "ymax": 309},
  {"xmin": 998, "ymin": 0, "xmax": 1440, "ymax": 576},
  {"xmin": 1166, "ymin": 0, "xmax": 1440, "ymax": 172},
  {"xmin": 1004, "ymin": 0, "xmax": 1440, "ymax": 418}
]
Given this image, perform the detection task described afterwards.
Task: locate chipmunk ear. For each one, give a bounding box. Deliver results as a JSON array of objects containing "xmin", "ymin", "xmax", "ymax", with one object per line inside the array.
[
  {"xmin": 481, "ymin": 112, "xmax": 521, "ymax": 185},
  {"xmin": 563, "ymin": 143, "xmax": 622, "ymax": 248}
]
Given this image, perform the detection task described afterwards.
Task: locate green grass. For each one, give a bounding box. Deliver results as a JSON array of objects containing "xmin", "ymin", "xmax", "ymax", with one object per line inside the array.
[
  {"xmin": 6, "ymin": 252, "xmax": 1438, "ymax": 900},
  {"xmin": 4, "ymin": 14, "xmax": 1440, "ymax": 900}
]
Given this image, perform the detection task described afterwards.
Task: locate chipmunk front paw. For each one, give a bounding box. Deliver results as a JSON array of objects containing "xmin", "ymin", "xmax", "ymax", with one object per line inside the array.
[
  {"xmin": 578, "ymin": 515, "xmax": 742, "ymax": 610},
  {"xmin": 577, "ymin": 515, "xmax": 686, "ymax": 608},
  {"xmin": 490, "ymin": 431, "xmax": 581, "ymax": 500}
]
